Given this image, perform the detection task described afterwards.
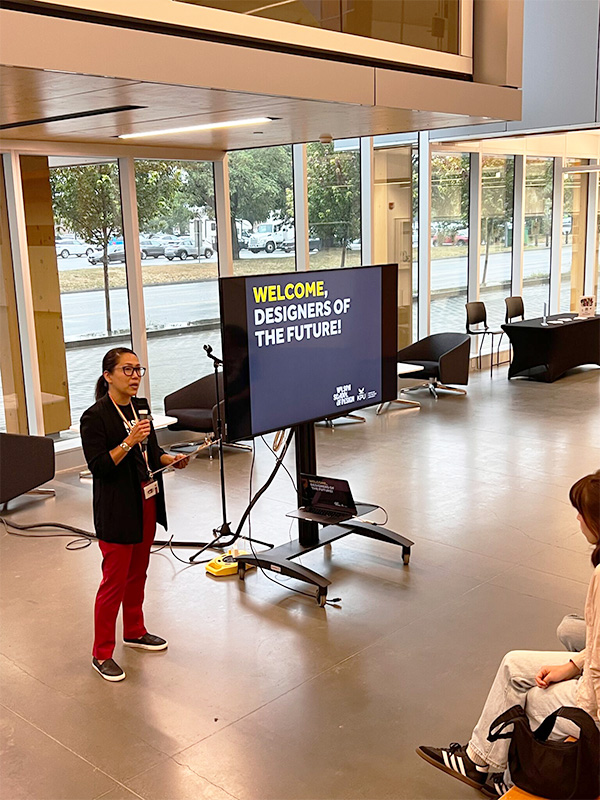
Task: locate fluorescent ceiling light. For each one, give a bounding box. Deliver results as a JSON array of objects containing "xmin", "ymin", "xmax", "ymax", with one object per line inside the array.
[
  {"xmin": 245, "ymin": 0, "xmax": 296, "ymax": 14},
  {"xmin": 118, "ymin": 116, "xmax": 273, "ymax": 140}
]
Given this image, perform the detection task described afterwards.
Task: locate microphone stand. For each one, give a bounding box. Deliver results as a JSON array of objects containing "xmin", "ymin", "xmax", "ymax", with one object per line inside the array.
[
  {"xmin": 196, "ymin": 345, "xmax": 232, "ymax": 546},
  {"xmin": 155, "ymin": 344, "xmax": 273, "ymax": 559},
  {"xmin": 187, "ymin": 345, "xmax": 273, "ymax": 562}
]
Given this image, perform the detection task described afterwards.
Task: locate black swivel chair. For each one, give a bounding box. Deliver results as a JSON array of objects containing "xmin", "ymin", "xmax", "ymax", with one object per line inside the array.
[
  {"xmin": 505, "ymin": 295, "xmax": 525, "ymax": 323},
  {"xmin": 396, "ymin": 332, "xmax": 470, "ymax": 399},
  {"xmin": 465, "ymin": 301, "xmax": 504, "ymax": 375},
  {"xmin": 0, "ymin": 432, "xmax": 55, "ymax": 509},
  {"xmin": 164, "ymin": 374, "xmax": 250, "ymax": 455}
]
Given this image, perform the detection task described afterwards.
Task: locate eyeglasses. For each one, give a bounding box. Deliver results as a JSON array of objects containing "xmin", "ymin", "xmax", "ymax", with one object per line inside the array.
[{"xmin": 116, "ymin": 365, "xmax": 147, "ymax": 377}]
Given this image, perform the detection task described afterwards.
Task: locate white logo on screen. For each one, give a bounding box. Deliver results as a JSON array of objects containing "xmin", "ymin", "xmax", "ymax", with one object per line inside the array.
[{"xmin": 333, "ymin": 384, "xmax": 355, "ymax": 406}]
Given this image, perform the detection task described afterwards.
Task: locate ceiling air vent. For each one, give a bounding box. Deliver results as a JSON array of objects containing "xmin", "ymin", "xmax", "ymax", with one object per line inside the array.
[{"xmin": 0, "ymin": 105, "xmax": 146, "ymax": 131}]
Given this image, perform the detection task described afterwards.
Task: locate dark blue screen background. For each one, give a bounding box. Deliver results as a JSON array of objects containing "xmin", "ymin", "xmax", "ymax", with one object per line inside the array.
[{"xmin": 246, "ymin": 269, "xmax": 382, "ymax": 435}]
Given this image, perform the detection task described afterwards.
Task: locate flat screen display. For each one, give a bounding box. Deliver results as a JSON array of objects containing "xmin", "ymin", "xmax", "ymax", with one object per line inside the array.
[{"xmin": 220, "ymin": 264, "xmax": 398, "ymax": 442}]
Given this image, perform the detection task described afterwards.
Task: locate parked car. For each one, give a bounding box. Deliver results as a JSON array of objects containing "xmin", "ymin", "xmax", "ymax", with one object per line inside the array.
[
  {"xmin": 278, "ymin": 236, "xmax": 322, "ymax": 253},
  {"xmin": 88, "ymin": 244, "xmax": 127, "ymax": 265},
  {"xmin": 139, "ymin": 238, "xmax": 167, "ymax": 259},
  {"xmin": 165, "ymin": 238, "xmax": 214, "ymax": 260},
  {"xmin": 432, "ymin": 227, "xmax": 468, "ymax": 246},
  {"xmin": 346, "ymin": 238, "xmax": 361, "ymax": 251},
  {"xmin": 55, "ymin": 236, "xmax": 95, "ymax": 259},
  {"xmin": 88, "ymin": 240, "xmax": 143, "ymax": 264},
  {"xmin": 89, "ymin": 236, "xmax": 171, "ymax": 264}
]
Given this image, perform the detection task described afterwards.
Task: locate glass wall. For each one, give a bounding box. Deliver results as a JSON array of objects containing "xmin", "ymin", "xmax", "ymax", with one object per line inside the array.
[
  {"xmin": 50, "ymin": 158, "xmax": 131, "ymax": 428},
  {"xmin": 228, "ymin": 145, "xmax": 296, "ymax": 277},
  {"xmin": 307, "ymin": 140, "xmax": 361, "ymax": 270},
  {"xmin": 133, "ymin": 160, "xmax": 218, "ymax": 411},
  {"xmin": 562, "ymin": 160, "xmax": 589, "ymax": 312},
  {"xmin": 0, "ymin": 158, "xmax": 27, "ymax": 433},
  {"xmin": 412, "ymin": 145, "xmax": 419, "ymax": 338},
  {"xmin": 479, "ymin": 155, "xmax": 514, "ymax": 329},
  {"xmin": 596, "ymin": 183, "xmax": 600, "ymax": 300},
  {"xmin": 430, "ymin": 152, "xmax": 469, "ymax": 334},
  {"xmin": 522, "ymin": 157, "xmax": 553, "ymax": 317},
  {"xmin": 179, "ymin": 0, "xmax": 461, "ymax": 53},
  {"xmin": 373, "ymin": 145, "xmax": 413, "ymax": 347}
]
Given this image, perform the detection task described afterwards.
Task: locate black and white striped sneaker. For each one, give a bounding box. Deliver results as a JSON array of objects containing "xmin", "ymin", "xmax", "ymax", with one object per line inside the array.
[
  {"xmin": 481, "ymin": 772, "xmax": 510, "ymax": 797},
  {"xmin": 416, "ymin": 743, "xmax": 488, "ymax": 791}
]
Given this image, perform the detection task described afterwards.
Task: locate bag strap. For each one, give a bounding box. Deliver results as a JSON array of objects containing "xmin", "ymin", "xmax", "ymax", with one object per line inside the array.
[
  {"xmin": 556, "ymin": 706, "xmax": 600, "ymax": 742},
  {"xmin": 534, "ymin": 705, "xmax": 600, "ymax": 743},
  {"xmin": 488, "ymin": 705, "xmax": 528, "ymax": 742}
]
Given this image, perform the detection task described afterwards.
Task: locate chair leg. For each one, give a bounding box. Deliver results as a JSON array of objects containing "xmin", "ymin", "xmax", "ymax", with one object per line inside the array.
[
  {"xmin": 478, "ymin": 335, "xmax": 485, "ymax": 370},
  {"xmin": 400, "ymin": 383, "xmax": 429, "ymax": 394},
  {"xmin": 377, "ymin": 398, "xmax": 420, "ymax": 414},
  {"xmin": 495, "ymin": 332, "xmax": 504, "ymax": 370},
  {"xmin": 435, "ymin": 383, "xmax": 467, "ymax": 395},
  {"xmin": 26, "ymin": 487, "xmax": 56, "ymax": 497},
  {"xmin": 428, "ymin": 383, "xmax": 438, "ymax": 399}
]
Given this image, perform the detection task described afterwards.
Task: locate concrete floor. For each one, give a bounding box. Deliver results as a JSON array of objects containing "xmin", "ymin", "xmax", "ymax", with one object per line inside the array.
[{"xmin": 1, "ymin": 365, "xmax": 599, "ymax": 800}]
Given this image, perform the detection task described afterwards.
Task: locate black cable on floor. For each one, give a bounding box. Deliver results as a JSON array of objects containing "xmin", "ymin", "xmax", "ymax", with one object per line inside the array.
[{"xmin": 0, "ymin": 517, "xmax": 96, "ymax": 550}]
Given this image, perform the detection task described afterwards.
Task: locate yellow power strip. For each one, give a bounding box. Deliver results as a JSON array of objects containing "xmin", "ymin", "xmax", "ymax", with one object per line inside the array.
[{"xmin": 205, "ymin": 550, "xmax": 255, "ymax": 577}]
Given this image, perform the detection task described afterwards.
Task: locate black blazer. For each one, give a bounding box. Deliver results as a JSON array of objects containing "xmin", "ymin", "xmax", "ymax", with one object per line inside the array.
[{"xmin": 80, "ymin": 394, "xmax": 168, "ymax": 544}]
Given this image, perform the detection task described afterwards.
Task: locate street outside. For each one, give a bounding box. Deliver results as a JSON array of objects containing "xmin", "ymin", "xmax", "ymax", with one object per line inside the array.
[
  {"xmin": 59, "ymin": 246, "xmax": 567, "ymax": 341},
  {"xmin": 0, "ymin": 244, "xmax": 578, "ymax": 433}
]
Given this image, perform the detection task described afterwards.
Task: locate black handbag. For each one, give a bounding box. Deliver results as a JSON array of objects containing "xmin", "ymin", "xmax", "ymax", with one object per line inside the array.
[{"xmin": 488, "ymin": 705, "xmax": 600, "ymax": 800}]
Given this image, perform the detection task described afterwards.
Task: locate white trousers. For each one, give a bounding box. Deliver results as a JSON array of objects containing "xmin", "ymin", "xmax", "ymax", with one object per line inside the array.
[
  {"xmin": 468, "ymin": 650, "xmax": 580, "ymax": 772},
  {"xmin": 557, "ymin": 614, "xmax": 586, "ymax": 652}
]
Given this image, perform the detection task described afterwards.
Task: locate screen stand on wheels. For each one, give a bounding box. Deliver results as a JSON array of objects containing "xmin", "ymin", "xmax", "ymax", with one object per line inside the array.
[{"xmin": 235, "ymin": 422, "xmax": 414, "ymax": 606}]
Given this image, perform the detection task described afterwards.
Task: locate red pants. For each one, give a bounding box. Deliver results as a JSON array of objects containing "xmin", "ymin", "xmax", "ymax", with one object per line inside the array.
[{"xmin": 93, "ymin": 493, "xmax": 157, "ymax": 660}]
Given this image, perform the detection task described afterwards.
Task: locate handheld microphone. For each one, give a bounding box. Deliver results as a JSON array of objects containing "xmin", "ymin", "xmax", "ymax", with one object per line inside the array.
[{"xmin": 136, "ymin": 398, "xmax": 152, "ymax": 446}]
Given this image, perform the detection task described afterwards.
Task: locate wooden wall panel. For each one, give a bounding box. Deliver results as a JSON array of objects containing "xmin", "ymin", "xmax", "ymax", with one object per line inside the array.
[
  {"xmin": 20, "ymin": 156, "xmax": 71, "ymax": 434},
  {"xmin": 0, "ymin": 159, "xmax": 28, "ymax": 433}
]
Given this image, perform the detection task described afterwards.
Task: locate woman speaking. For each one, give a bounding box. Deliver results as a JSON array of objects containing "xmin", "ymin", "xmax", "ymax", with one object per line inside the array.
[{"xmin": 81, "ymin": 347, "xmax": 189, "ymax": 682}]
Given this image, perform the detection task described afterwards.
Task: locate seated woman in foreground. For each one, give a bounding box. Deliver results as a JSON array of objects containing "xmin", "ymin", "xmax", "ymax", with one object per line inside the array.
[{"xmin": 417, "ymin": 470, "xmax": 600, "ymax": 796}]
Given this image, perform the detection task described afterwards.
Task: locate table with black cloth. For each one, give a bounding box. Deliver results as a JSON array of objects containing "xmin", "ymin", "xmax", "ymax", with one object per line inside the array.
[{"xmin": 501, "ymin": 314, "xmax": 600, "ymax": 382}]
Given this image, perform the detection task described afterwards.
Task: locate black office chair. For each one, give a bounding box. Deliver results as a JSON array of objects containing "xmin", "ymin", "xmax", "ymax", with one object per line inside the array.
[
  {"xmin": 465, "ymin": 301, "xmax": 504, "ymax": 375},
  {"xmin": 505, "ymin": 295, "xmax": 525, "ymax": 323},
  {"xmin": 0, "ymin": 432, "xmax": 55, "ymax": 509},
  {"xmin": 504, "ymin": 296, "xmax": 524, "ymax": 363},
  {"xmin": 395, "ymin": 332, "xmax": 470, "ymax": 400},
  {"xmin": 164, "ymin": 374, "xmax": 250, "ymax": 455}
]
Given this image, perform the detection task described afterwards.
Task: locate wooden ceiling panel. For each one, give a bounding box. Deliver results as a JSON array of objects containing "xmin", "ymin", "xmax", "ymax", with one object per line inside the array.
[
  {"xmin": 0, "ymin": 68, "xmax": 138, "ymax": 117},
  {"xmin": 0, "ymin": 65, "xmax": 487, "ymax": 151}
]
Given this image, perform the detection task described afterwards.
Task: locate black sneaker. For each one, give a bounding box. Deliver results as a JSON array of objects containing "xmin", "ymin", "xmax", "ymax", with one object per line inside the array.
[
  {"xmin": 480, "ymin": 772, "xmax": 510, "ymax": 797},
  {"xmin": 123, "ymin": 633, "xmax": 168, "ymax": 651},
  {"xmin": 416, "ymin": 743, "xmax": 488, "ymax": 791},
  {"xmin": 92, "ymin": 657, "xmax": 126, "ymax": 682}
]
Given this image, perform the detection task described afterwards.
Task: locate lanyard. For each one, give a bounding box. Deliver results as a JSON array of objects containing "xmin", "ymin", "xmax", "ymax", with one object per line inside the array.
[{"xmin": 109, "ymin": 396, "xmax": 152, "ymax": 478}]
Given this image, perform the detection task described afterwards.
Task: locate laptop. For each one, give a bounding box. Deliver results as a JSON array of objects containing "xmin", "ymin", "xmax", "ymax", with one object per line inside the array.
[{"xmin": 286, "ymin": 474, "xmax": 357, "ymax": 524}]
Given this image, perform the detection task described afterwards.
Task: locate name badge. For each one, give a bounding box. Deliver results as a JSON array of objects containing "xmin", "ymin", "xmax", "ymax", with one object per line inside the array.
[{"xmin": 142, "ymin": 480, "xmax": 159, "ymax": 500}]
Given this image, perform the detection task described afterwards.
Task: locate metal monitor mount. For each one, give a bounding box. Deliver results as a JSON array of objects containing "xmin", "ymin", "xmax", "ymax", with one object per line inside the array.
[{"xmin": 235, "ymin": 422, "xmax": 414, "ymax": 606}]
